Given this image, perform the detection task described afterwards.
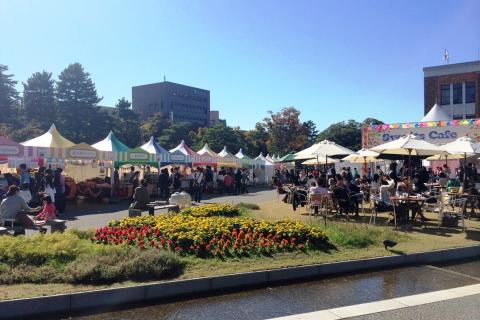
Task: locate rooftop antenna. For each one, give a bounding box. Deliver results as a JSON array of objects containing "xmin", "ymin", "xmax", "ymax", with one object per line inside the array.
[
  {"xmin": 443, "ymin": 49, "xmax": 449, "ymax": 64},
  {"xmin": 163, "ymin": 75, "xmax": 166, "ymax": 82}
]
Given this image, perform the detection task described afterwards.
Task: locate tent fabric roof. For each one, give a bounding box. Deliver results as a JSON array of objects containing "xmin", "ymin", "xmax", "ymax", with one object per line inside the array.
[
  {"xmin": 421, "ymin": 104, "xmax": 450, "ymax": 122},
  {"xmin": 0, "ymin": 136, "xmax": 24, "ymax": 157},
  {"xmin": 218, "ymin": 146, "xmax": 235, "ymax": 158},
  {"xmin": 141, "ymin": 137, "xmax": 169, "ymax": 155},
  {"xmin": 21, "ymin": 124, "xmax": 74, "ymax": 148},
  {"xmin": 235, "ymin": 148, "xmax": 252, "ymax": 160},
  {"xmin": 169, "ymin": 140, "xmax": 198, "ymax": 156},
  {"xmin": 255, "ymin": 153, "xmax": 274, "ymax": 166},
  {"xmin": 197, "ymin": 143, "xmax": 219, "ymax": 157},
  {"xmin": 92, "ymin": 131, "xmax": 129, "ymax": 153},
  {"xmin": 278, "ymin": 153, "xmax": 296, "ymax": 162}
]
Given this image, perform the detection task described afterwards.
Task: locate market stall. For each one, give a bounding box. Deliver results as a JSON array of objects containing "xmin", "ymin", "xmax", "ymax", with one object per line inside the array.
[
  {"xmin": 169, "ymin": 140, "xmax": 199, "ymax": 190},
  {"xmin": 21, "ymin": 124, "xmax": 75, "ymax": 168},
  {"xmin": 65, "ymin": 142, "xmax": 114, "ymax": 180},
  {"xmin": 140, "ymin": 136, "xmax": 171, "ymax": 167},
  {"xmin": 196, "ymin": 143, "xmax": 219, "ymax": 169},
  {"xmin": 218, "ymin": 146, "xmax": 241, "ymax": 168},
  {"xmin": 0, "ymin": 136, "xmax": 38, "ymax": 170},
  {"xmin": 92, "ymin": 131, "xmax": 132, "ymax": 199},
  {"xmin": 254, "ymin": 153, "xmax": 275, "ymax": 185}
]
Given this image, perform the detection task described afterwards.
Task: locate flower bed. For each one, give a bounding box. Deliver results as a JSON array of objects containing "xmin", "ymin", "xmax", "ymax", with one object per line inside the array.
[
  {"xmin": 95, "ymin": 216, "xmax": 330, "ymax": 257},
  {"xmin": 180, "ymin": 203, "xmax": 240, "ymax": 217}
]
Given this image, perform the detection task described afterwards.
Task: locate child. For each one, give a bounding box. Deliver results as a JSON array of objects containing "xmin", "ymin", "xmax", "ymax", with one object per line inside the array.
[{"xmin": 32, "ymin": 195, "xmax": 56, "ymax": 233}]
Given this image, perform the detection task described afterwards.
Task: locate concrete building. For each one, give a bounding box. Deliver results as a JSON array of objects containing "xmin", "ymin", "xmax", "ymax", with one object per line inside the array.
[
  {"xmin": 132, "ymin": 81, "xmax": 210, "ymax": 127},
  {"xmin": 424, "ymin": 61, "xmax": 480, "ymax": 119},
  {"xmin": 209, "ymin": 110, "xmax": 227, "ymax": 126}
]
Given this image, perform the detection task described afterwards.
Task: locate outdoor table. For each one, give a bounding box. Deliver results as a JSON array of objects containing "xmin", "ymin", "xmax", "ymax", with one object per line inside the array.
[{"xmin": 390, "ymin": 196, "xmax": 427, "ymax": 228}]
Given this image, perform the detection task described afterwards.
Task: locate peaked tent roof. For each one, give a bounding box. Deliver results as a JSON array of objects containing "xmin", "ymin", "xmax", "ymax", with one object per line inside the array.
[
  {"xmin": 255, "ymin": 153, "xmax": 274, "ymax": 166},
  {"xmin": 169, "ymin": 140, "xmax": 198, "ymax": 156},
  {"xmin": 197, "ymin": 143, "xmax": 219, "ymax": 157},
  {"xmin": 218, "ymin": 146, "xmax": 236, "ymax": 158},
  {"xmin": 92, "ymin": 131, "xmax": 129, "ymax": 153},
  {"xmin": 141, "ymin": 137, "xmax": 169, "ymax": 155},
  {"xmin": 22, "ymin": 124, "xmax": 74, "ymax": 148},
  {"xmin": 420, "ymin": 103, "xmax": 450, "ymax": 122},
  {"xmin": 235, "ymin": 148, "xmax": 252, "ymax": 160}
]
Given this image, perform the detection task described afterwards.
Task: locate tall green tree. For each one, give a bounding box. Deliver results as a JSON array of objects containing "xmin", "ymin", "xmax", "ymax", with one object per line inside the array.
[
  {"xmin": 140, "ymin": 112, "xmax": 171, "ymax": 142},
  {"xmin": 262, "ymin": 107, "xmax": 307, "ymax": 155},
  {"xmin": 23, "ymin": 71, "xmax": 56, "ymax": 130},
  {"xmin": 114, "ymin": 97, "xmax": 141, "ymax": 147},
  {"xmin": 157, "ymin": 122, "xmax": 195, "ymax": 150},
  {"xmin": 55, "ymin": 63, "xmax": 102, "ymax": 142},
  {"xmin": 194, "ymin": 125, "xmax": 240, "ymax": 153},
  {"xmin": 0, "ymin": 64, "xmax": 19, "ymax": 121},
  {"xmin": 244, "ymin": 123, "xmax": 269, "ymax": 156},
  {"xmin": 302, "ymin": 120, "xmax": 319, "ymax": 148},
  {"xmin": 317, "ymin": 119, "xmax": 362, "ymax": 151}
]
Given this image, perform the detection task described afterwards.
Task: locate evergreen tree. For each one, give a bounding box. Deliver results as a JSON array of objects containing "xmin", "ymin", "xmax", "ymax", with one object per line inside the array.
[
  {"xmin": 55, "ymin": 63, "xmax": 102, "ymax": 142},
  {"xmin": 114, "ymin": 97, "xmax": 141, "ymax": 147},
  {"xmin": 23, "ymin": 71, "xmax": 56, "ymax": 130},
  {"xmin": 0, "ymin": 64, "xmax": 19, "ymax": 120}
]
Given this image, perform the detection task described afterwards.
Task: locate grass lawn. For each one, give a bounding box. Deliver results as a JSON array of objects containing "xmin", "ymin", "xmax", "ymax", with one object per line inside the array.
[{"xmin": 1, "ymin": 200, "xmax": 479, "ymax": 301}]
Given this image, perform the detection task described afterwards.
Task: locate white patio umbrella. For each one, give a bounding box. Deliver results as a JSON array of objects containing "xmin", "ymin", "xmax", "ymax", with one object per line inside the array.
[
  {"xmin": 342, "ymin": 149, "xmax": 379, "ymax": 163},
  {"xmin": 301, "ymin": 157, "xmax": 339, "ymax": 165},
  {"xmin": 294, "ymin": 139, "xmax": 354, "ymax": 172},
  {"xmin": 371, "ymin": 134, "xmax": 445, "ymax": 187},
  {"xmin": 342, "ymin": 149, "xmax": 380, "ymax": 176},
  {"xmin": 441, "ymin": 136, "xmax": 480, "ymax": 186}
]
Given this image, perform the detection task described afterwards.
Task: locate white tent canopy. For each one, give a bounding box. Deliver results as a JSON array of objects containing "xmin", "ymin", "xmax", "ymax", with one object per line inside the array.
[
  {"xmin": 420, "ymin": 103, "xmax": 450, "ymax": 122},
  {"xmin": 218, "ymin": 146, "xmax": 236, "ymax": 158},
  {"xmin": 197, "ymin": 143, "xmax": 219, "ymax": 157}
]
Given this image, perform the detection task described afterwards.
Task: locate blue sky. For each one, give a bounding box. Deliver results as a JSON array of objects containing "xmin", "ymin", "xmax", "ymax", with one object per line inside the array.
[{"xmin": 1, "ymin": 0, "xmax": 479, "ymax": 130}]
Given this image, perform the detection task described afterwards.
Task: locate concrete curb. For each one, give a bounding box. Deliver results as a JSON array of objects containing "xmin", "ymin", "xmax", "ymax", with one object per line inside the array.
[{"xmin": 1, "ymin": 245, "xmax": 479, "ymax": 319}]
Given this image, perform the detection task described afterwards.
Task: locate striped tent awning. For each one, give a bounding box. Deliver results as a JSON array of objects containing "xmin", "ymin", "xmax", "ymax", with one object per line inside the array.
[
  {"xmin": 115, "ymin": 147, "xmax": 159, "ymax": 167},
  {"xmin": 21, "ymin": 124, "xmax": 75, "ymax": 160}
]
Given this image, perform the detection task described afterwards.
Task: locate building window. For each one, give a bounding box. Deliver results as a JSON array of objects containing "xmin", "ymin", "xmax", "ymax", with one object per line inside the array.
[
  {"xmin": 452, "ymin": 83, "xmax": 463, "ymax": 104},
  {"xmin": 466, "ymin": 81, "xmax": 476, "ymax": 103},
  {"xmin": 440, "ymin": 84, "xmax": 450, "ymax": 105}
]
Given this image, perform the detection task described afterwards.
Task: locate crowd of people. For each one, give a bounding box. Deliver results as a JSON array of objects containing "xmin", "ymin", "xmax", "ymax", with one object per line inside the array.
[
  {"xmin": 126, "ymin": 165, "xmax": 253, "ymax": 210},
  {"xmin": 0, "ymin": 164, "xmax": 72, "ymax": 233},
  {"xmin": 275, "ymin": 160, "xmax": 480, "ymax": 226}
]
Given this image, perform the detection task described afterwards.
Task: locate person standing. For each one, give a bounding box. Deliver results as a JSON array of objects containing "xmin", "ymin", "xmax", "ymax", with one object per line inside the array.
[
  {"xmin": 158, "ymin": 168, "xmax": 170, "ymax": 199},
  {"xmin": 54, "ymin": 168, "xmax": 66, "ymax": 215},
  {"xmin": 112, "ymin": 167, "xmax": 120, "ymax": 201},
  {"xmin": 234, "ymin": 169, "xmax": 242, "ymax": 195},
  {"xmin": 241, "ymin": 169, "xmax": 250, "ymax": 194},
  {"xmin": 192, "ymin": 167, "xmax": 205, "ymax": 203}
]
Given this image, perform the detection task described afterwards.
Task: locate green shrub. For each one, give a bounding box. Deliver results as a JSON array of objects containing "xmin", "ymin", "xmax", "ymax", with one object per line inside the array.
[
  {"xmin": 66, "ymin": 247, "xmax": 185, "ymax": 284},
  {"xmin": 235, "ymin": 202, "xmax": 260, "ymax": 210},
  {"xmin": 316, "ymin": 223, "xmax": 382, "ymax": 248},
  {"xmin": 0, "ymin": 264, "xmax": 67, "ymax": 284},
  {"xmin": 0, "ymin": 231, "xmax": 96, "ymax": 266}
]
